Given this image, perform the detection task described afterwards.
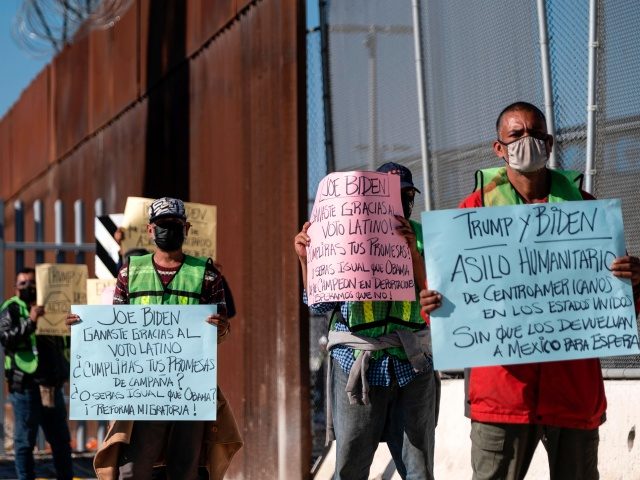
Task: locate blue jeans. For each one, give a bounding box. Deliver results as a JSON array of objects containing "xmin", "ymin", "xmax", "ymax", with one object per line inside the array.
[
  {"xmin": 10, "ymin": 386, "xmax": 73, "ymax": 480},
  {"xmin": 331, "ymin": 358, "xmax": 437, "ymax": 480}
]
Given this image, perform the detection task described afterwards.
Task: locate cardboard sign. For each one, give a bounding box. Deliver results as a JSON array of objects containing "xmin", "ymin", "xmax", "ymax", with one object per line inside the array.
[
  {"xmin": 121, "ymin": 197, "xmax": 217, "ymax": 260},
  {"xmin": 86, "ymin": 278, "xmax": 117, "ymax": 305},
  {"xmin": 422, "ymin": 199, "xmax": 639, "ymax": 370},
  {"xmin": 35, "ymin": 264, "xmax": 88, "ymax": 336},
  {"xmin": 70, "ymin": 304, "xmax": 217, "ymax": 420},
  {"xmin": 306, "ymin": 171, "xmax": 416, "ymax": 304}
]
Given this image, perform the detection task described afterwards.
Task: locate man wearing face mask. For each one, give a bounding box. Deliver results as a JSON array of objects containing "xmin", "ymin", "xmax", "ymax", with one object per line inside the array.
[
  {"xmin": 295, "ymin": 163, "xmax": 438, "ymax": 480},
  {"xmin": 68, "ymin": 197, "xmax": 242, "ymax": 480},
  {"xmin": 0, "ymin": 268, "xmax": 74, "ymax": 480},
  {"xmin": 420, "ymin": 102, "xmax": 640, "ymax": 480}
]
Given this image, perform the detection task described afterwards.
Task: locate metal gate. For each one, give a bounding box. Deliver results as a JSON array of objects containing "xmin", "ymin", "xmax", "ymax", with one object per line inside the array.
[{"xmin": 0, "ymin": 198, "xmax": 106, "ymax": 455}]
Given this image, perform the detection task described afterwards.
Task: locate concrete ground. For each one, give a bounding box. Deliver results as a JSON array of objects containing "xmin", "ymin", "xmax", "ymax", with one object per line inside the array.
[
  {"xmin": 3, "ymin": 378, "xmax": 639, "ymax": 478},
  {"xmin": 0, "ymin": 457, "xmax": 214, "ymax": 480},
  {"xmin": 0, "ymin": 452, "xmax": 95, "ymax": 479},
  {"xmin": 314, "ymin": 378, "xmax": 640, "ymax": 479}
]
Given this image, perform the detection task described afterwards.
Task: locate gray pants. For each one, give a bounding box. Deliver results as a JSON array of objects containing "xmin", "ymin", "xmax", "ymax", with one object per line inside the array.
[
  {"xmin": 470, "ymin": 421, "xmax": 599, "ymax": 480},
  {"xmin": 118, "ymin": 420, "xmax": 205, "ymax": 480},
  {"xmin": 331, "ymin": 358, "xmax": 437, "ymax": 480}
]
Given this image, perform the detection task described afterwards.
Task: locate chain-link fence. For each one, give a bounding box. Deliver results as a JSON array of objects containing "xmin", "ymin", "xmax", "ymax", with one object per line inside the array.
[
  {"xmin": 591, "ymin": 0, "xmax": 640, "ymax": 368},
  {"xmin": 321, "ymin": 0, "xmax": 640, "ymax": 240},
  {"xmin": 307, "ymin": 2, "xmax": 640, "ymax": 455},
  {"xmin": 325, "ymin": 0, "xmax": 425, "ymax": 222},
  {"xmin": 307, "ymin": 0, "xmax": 640, "ymax": 466}
]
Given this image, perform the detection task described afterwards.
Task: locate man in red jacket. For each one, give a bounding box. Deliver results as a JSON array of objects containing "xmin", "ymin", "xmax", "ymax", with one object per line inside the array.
[{"xmin": 420, "ymin": 102, "xmax": 640, "ymax": 480}]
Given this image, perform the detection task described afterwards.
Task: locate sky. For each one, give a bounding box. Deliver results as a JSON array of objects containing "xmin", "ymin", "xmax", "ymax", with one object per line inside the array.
[
  {"xmin": 0, "ymin": 0, "xmax": 319, "ymax": 121},
  {"xmin": 307, "ymin": 0, "xmax": 319, "ymax": 28},
  {"xmin": 0, "ymin": 0, "xmax": 51, "ymax": 119}
]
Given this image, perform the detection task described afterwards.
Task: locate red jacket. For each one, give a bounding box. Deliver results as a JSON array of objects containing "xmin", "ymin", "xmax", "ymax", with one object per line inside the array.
[{"xmin": 459, "ymin": 189, "xmax": 607, "ymax": 430}]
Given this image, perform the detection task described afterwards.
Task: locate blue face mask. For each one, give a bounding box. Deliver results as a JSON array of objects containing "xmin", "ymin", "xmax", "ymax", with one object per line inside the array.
[{"xmin": 153, "ymin": 223, "xmax": 185, "ymax": 251}]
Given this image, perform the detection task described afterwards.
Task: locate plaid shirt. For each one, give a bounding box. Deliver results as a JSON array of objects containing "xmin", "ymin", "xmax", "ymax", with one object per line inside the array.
[{"xmin": 304, "ymin": 293, "xmax": 427, "ymax": 387}]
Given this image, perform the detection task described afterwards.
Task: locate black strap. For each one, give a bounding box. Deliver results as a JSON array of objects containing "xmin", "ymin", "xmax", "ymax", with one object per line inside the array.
[{"xmin": 128, "ymin": 289, "xmax": 200, "ymax": 300}]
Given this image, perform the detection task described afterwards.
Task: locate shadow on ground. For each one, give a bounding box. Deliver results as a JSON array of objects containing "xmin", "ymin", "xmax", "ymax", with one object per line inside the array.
[
  {"xmin": 0, "ymin": 454, "xmax": 212, "ymax": 479},
  {"xmin": 0, "ymin": 453, "xmax": 95, "ymax": 479}
]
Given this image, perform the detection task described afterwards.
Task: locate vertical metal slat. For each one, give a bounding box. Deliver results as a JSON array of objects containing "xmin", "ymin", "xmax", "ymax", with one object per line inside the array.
[
  {"xmin": 14, "ymin": 200, "xmax": 25, "ymax": 274},
  {"xmin": 55, "ymin": 200, "xmax": 65, "ymax": 264},
  {"xmin": 33, "ymin": 200, "xmax": 45, "ymax": 264}
]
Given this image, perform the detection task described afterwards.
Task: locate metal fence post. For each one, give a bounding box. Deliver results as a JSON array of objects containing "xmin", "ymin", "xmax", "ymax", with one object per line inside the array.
[
  {"xmin": 537, "ymin": 0, "xmax": 558, "ymax": 169},
  {"xmin": 34, "ymin": 201, "xmax": 46, "ymax": 451},
  {"xmin": 74, "ymin": 200, "xmax": 85, "ymax": 265},
  {"xmin": 411, "ymin": 0, "xmax": 433, "ymax": 211},
  {"xmin": 73, "ymin": 200, "xmax": 87, "ymax": 451},
  {"xmin": 94, "ymin": 198, "xmax": 104, "ymax": 218},
  {"xmin": 319, "ymin": 0, "xmax": 335, "ymax": 174},
  {"xmin": 14, "ymin": 200, "xmax": 25, "ymax": 274},
  {"xmin": 584, "ymin": 0, "xmax": 599, "ymax": 193},
  {"xmin": 14, "ymin": 201, "xmax": 37, "ymax": 459},
  {"xmin": 34, "ymin": 200, "xmax": 45, "ymax": 264},
  {"xmin": 55, "ymin": 200, "xmax": 65, "ymax": 264}
]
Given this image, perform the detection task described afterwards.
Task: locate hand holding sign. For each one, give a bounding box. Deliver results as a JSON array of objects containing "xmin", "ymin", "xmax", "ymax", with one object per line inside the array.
[
  {"xmin": 305, "ymin": 171, "xmax": 416, "ymax": 304},
  {"xmin": 611, "ymin": 255, "xmax": 640, "ymax": 287},
  {"xmin": 29, "ymin": 305, "xmax": 45, "ymax": 323},
  {"xmin": 422, "ymin": 199, "xmax": 640, "ymax": 370},
  {"xmin": 419, "ymin": 288, "xmax": 442, "ymax": 315},
  {"xmin": 294, "ymin": 221, "xmax": 311, "ymax": 263},
  {"xmin": 36, "ymin": 264, "xmax": 88, "ymax": 336},
  {"xmin": 69, "ymin": 304, "xmax": 217, "ymax": 420}
]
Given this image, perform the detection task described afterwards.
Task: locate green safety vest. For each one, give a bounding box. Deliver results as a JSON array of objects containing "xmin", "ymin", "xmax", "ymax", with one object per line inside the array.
[
  {"xmin": 474, "ymin": 167, "xmax": 583, "ymax": 205},
  {"xmin": 128, "ymin": 254, "xmax": 207, "ymax": 305},
  {"xmin": 1, "ymin": 296, "xmax": 38, "ymax": 374},
  {"xmin": 337, "ymin": 220, "xmax": 425, "ymax": 361}
]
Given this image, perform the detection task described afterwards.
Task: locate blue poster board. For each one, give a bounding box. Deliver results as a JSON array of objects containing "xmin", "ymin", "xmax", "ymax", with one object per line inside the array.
[
  {"xmin": 422, "ymin": 199, "xmax": 639, "ymax": 370},
  {"xmin": 69, "ymin": 304, "xmax": 217, "ymax": 420}
]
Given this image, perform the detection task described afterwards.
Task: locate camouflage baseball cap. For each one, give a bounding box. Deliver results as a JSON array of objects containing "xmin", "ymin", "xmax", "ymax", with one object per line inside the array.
[{"xmin": 148, "ymin": 197, "xmax": 187, "ymax": 222}]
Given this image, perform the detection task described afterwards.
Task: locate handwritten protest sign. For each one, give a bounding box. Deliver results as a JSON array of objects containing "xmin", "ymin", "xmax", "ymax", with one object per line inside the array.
[
  {"xmin": 121, "ymin": 197, "xmax": 217, "ymax": 260},
  {"xmin": 86, "ymin": 278, "xmax": 117, "ymax": 305},
  {"xmin": 69, "ymin": 304, "xmax": 217, "ymax": 420},
  {"xmin": 306, "ymin": 171, "xmax": 415, "ymax": 304},
  {"xmin": 35, "ymin": 264, "xmax": 87, "ymax": 335},
  {"xmin": 422, "ymin": 199, "xmax": 639, "ymax": 370}
]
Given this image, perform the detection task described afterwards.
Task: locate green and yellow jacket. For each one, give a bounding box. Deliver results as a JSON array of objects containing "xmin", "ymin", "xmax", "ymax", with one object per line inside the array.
[
  {"xmin": 0, "ymin": 296, "xmax": 69, "ymax": 390},
  {"xmin": 474, "ymin": 166, "xmax": 583, "ymax": 205},
  {"xmin": 128, "ymin": 253, "xmax": 207, "ymax": 305},
  {"xmin": 332, "ymin": 219, "xmax": 426, "ymax": 361}
]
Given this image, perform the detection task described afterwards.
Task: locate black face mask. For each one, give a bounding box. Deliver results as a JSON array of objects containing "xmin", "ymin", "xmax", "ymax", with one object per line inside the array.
[
  {"xmin": 401, "ymin": 195, "xmax": 414, "ymax": 219},
  {"xmin": 154, "ymin": 223, "xmax": 185, "ymax": 252},
  {"xmin": 18, "ymin": 287, "xmax": 36, "ymax": 305}
]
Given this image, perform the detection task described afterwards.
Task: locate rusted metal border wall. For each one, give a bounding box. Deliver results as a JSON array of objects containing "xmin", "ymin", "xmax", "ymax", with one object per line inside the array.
[{"xmin": 0, "ymin": 0, "xmax": 309, "ymax": 477}]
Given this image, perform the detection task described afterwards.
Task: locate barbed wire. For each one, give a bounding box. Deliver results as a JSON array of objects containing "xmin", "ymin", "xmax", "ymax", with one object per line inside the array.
[{"xmin": 12, "ymin": 0, "xmax": 134, "ymax": 57}]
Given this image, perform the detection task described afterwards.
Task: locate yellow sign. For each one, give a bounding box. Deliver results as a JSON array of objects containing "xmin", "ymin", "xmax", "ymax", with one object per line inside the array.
[
  {"xmin": 86, "ymin": 278, "xmax": 117, "ymax": 305},
  {"xmin": 120, "ymin": 197, "xmax": 217, "ymax": 260},
  {"xmin": 35, "ymin": 264, "xmax": 88, "ymax": 335}
]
